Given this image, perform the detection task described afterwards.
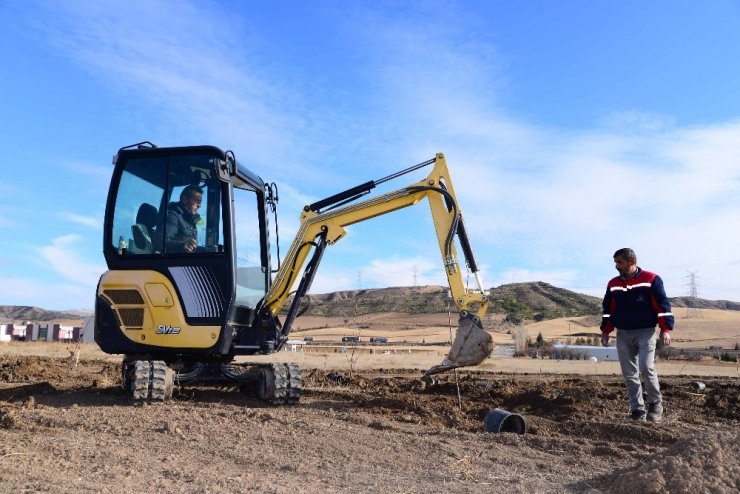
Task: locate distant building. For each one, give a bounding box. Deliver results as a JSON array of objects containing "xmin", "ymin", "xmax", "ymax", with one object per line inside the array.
[
  {"xmin": 0, "ymin": 324, "xmax": 11, "ymax": 342},
  {"xmin": 80, "ymin": 316, "xmax": 95, "ymax": 343},
  {"xmin": 284, "ymin": 340, "xmax": 307, "ymax": 352},
  {"xmin": 0, "ymin": 322, "xmax": 83, "ymax": 343},
  {"xmin": 10, "ymin": 323, "xmax": 28, "ymax": 341},
  {"xmin": 552, "ymin": 343, "xmax": 618, "ymax": 361}
]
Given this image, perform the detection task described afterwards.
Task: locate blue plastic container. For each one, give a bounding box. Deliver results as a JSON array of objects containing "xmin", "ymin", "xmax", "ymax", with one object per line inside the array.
[{"xmin": 484, "ymin": 408, "xmax": 526, "ymax": 434}]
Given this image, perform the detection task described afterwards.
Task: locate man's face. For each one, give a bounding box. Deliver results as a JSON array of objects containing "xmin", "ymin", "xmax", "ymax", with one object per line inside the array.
[
  {"xmin": 183, "ymin": 192, "xmax": 202, "ymax": 215},
  {"xmin": 614, "ymin": 255, "xmax": 636, "ymax": 277}
]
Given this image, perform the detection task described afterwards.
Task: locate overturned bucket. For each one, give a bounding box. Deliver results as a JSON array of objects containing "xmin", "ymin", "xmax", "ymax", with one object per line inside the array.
[
  {"xmin": 690, "ymin": 381, "xmax": 706, "ymax": 392},
  {"xmin": 484, "ymin": 408, "xmax": 526, "ymax": 434}
]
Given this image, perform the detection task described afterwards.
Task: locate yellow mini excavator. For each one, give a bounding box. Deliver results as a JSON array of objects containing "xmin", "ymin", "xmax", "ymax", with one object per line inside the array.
[{"xmin": 95, "ymin": 142, "xmax": 493, "ymax": 404}]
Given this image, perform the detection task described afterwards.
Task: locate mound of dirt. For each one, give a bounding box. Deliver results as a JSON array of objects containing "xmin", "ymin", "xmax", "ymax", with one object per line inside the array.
[
  {"xmin": 604, "ymin": 431, "xmax": 740, "ymax": 493},
  {"xmin": 2, "ymin": 354, "xmax": 739, "ymax": 492},
  {"xmin": 0, "ymin": 355, "xmax": 119, "ymax": 387}
]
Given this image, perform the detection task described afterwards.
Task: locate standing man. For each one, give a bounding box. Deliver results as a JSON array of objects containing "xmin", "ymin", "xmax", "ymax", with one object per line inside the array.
[
  {"xmin": 601, "ymin": 248, "xmax": 673, "ymax": 422},
  {"xmin": 165, "ymin": 185, "xmax": 203, "ymax": 253}
]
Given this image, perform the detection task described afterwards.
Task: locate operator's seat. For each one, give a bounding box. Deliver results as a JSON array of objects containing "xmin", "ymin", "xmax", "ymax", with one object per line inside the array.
[{"xmin": 130, "ymin": 203, "xmax": 158, "ymax": 254}]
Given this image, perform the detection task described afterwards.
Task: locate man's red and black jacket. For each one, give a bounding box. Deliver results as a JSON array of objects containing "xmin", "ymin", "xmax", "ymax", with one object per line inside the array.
[{"xmin": 601, "ymin": 268, "xmax": 674, "ymax": 335}]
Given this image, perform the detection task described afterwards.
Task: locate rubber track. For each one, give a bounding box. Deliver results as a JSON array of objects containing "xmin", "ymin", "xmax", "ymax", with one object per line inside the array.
[
  {"xmin": 150, "ymin": 361, "xmax": 170, "ymax": 401},
  {"xmin": 131, "ymin": 361, "xmax": 151, "ymax": 402},
  {"xmin": 129, "ymin": 360, "xmax": 172, "ymax": 403},
  {"xmin": 263, "ymin": 363, "xmax": 303, "ymax": 405},
  {"xmin": 270, "ymin": 363, "xmax": 288, "ymax": 405},
  {"xmin": 286, "ymin": 363, "xmax": 303, "ymax": 405}
]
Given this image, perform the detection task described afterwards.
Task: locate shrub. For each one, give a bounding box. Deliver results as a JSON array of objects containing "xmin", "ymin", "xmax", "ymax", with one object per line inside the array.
[
  {"xmin": 657, "ymin": 346, "xmax": 680, "ymax": 361},
  {"xmin": 536, "ymin": 332, "xmax": 544, "ymax": 348},
  {"xmin": 543, "ymin": 347, "xmax": 588, "ymax": 361},
  {"xmin": 684, "ymin": 351, "xmax": 703, "ymax": 361}
]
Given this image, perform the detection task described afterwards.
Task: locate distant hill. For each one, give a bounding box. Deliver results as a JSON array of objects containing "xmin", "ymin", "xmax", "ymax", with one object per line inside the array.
[
  {"xmin": 668, "ymin": 297, "xmax": 740, "ymax": 311},
  {"xmin": 3, "ymin": 282, "xmax": 737, "ymax": 323},
  {"xmin": 296, "ymin": 282, "xmax": 602, "ymax": 320},
  {"xmin": 295, "ymin": 285, "xmax": 451, "ymax": 316},
  {"xmin": 486, "ymin": 282, "xmax": 601, "ymax": 322},
  {"xmin": 295, "ymin": 282, "xmax": 739, "ymax": 321},
  {"xmin": 0, "ymin": 306, "xmax": 85, "ymax": 322}
]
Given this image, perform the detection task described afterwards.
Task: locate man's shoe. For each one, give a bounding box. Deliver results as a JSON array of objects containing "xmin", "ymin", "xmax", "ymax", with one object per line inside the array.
[
  {"xmin": 647, "ymin": 402, "xmax": 663, "ymax": 422},
  {"xmin": 630, "ymin": 409, "xmax": 646, "ymax": 422}
]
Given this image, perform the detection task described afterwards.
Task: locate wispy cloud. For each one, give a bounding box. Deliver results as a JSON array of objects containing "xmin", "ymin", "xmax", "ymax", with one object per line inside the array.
[
  {"xmin": 59, "ymin": 213, "xmax": 102, "ymax": 231},
  {"xmin": 12, "ymin": 0, "xmax": 740, "ymax": 303},
  {"xmin": 340, "ymin": 12, "xmax": 740, "ymax": 300},
  {"xmin": 59, "ymin": 159, "xmax": 114, "ymax": 185},
  {"xmin": 23, "ymin": 0, "xmax": 304, "ymax": 176},
  {"xmin": 0, "ymin": 216, "xmax": 20, "ymax": 228},
  {"xmin": 0, "ymin": 276, "xmax": 94, "ymax": 311},
  {"xmin": 489, "ymin": 268, "xmax": 580, "ymax": 290},
  {"xmin": 311, "ymin": 255, "xmax": 446, "ymax": 294},
  {"xmin": 37, "ymin": 234, "xmax": 106, "ymax": 287}
]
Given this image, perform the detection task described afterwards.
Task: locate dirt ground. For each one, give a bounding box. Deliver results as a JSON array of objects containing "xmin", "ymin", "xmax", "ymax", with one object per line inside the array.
[{"xmin": 1, "ymin": 350, "xmax": 738, "ymax": 493}]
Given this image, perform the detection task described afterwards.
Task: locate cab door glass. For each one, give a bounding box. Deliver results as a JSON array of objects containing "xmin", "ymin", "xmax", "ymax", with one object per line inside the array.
[
  {"xmin": 111, "ymin": 158, "xmax": 166, "ymax": 254},
  {"xmin": 164, "ymin": 157, "xmax": 223, "ymax": 254},
  {"xmin": 233, "ymin": 182, "xmax": 266, "ymax": 307}
]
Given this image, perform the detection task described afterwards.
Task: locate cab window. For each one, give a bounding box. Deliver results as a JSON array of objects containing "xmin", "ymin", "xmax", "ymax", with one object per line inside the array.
[
  {"xmin": 110, "ymin": 155, "xmax": 224, "ymax": 255},
  {"xmin": 233, "ymin": 179, "xmax": 266, "ymax": 307},
  {"xmin": 112, "ymin": 158, "xmax": 166, "ymax": 254}
]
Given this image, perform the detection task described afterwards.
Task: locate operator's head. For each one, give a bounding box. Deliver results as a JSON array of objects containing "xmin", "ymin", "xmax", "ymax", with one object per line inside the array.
[
  {"xmin": 613, "ymin": 247, "xmax": 637, "ymax": 278},
  {"xmin": 180, "ymin": 185, "xmax": 203, "ymax": 215}
]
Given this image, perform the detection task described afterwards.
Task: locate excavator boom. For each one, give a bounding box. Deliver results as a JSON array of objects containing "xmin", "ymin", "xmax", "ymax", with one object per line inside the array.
[{"xmin": 255, "ymin": 153, "xmax": 493, "ymax": 375}]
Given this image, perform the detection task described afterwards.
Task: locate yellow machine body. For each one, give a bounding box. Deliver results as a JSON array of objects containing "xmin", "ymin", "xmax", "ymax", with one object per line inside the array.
[{"xmin": 97, "ymin": 270, "xmax": 221, "ymax": 349}]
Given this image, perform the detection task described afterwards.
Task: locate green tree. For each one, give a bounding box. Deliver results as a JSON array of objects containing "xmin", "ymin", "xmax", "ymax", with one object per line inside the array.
[{"xmin": 536, "ymin": 332, "xmax": 544, "ymax": 348}]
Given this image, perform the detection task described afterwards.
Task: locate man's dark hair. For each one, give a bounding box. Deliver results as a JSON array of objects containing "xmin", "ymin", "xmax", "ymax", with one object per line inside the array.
[
  {"xmin": 613, "ymin": 248, "xmax": 636, "ymax": 262},
  {"xmin": 180, "ymin": 185, "xmax": 203, "ymax": 200}
]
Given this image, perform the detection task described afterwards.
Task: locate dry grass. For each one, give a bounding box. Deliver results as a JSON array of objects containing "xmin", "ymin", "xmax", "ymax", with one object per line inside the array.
[
  {"xmin": 292, "ymin": 309, "xmax": 740, "ymax": 351},
  {"xmin": 3, "ymin": 308, "xmax": 738, "ymax": 378}
]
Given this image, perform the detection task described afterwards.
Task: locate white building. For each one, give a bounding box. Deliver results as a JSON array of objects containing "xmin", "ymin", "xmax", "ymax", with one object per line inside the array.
[
  {"xmin": 285, "ymin": 340, "xmax": 306, "ymax": 352},
  {"xmin": 552, "ymin": 343, "xmax": 619, "ymax": 361}
]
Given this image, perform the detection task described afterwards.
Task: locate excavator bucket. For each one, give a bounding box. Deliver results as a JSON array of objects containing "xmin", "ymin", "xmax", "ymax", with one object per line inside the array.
[{"xmin": 424, "ymin": 312, "xmax": 493, "ymax": 376}]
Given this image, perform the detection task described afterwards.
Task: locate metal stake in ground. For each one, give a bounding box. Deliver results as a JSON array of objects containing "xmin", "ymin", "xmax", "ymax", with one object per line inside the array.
[{"xmin": 447, "ymin": 291, "xmax": 462, "ymax": 410}]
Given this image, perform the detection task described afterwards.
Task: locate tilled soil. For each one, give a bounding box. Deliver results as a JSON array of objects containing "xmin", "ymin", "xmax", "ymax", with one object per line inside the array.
[{"xmin": 0, "ymin": 355, "xmax": 738, "ymax": 493}]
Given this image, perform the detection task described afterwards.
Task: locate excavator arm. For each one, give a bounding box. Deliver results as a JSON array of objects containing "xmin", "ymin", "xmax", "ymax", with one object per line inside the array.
[{"xmin": 253, "ymin": 153, "xmax": 493, "ymax": 375}]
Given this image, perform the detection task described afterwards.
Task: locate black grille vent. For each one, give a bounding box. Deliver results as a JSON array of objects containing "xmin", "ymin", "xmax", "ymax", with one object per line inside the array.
[
  {"xmin": 103, "ymin": 289, "xmax": 144, "ymax": 305},
  {"xmin": 117, "ymin": 308, "xmax": 144, "ymax": 328}
]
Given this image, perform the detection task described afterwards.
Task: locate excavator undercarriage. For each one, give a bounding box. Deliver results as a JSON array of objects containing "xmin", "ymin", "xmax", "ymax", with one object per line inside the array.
[{"xmin": 121, "ymin": 358, "xmax": 303, "ymax": 405}]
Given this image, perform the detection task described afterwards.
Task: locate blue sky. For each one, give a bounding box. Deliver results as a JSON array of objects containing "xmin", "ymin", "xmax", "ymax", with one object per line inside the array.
[{"xmin": 1, "ymin": 0, "xmax": 739, "ymax": 310}]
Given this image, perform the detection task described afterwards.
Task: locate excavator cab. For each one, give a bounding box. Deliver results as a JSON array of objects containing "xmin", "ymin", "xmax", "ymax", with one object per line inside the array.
[
  {"xmin": 96, "ymin": 142, "xmax": 492, "ymax": 404},
  {"xmin": 96, "ymin": 143, "xmax": 280, "ymax": 358}
]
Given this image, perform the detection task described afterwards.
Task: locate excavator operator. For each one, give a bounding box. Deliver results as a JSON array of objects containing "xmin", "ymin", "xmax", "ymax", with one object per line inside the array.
[{"xmin": 165, "ymin": 185, "xmax": 202, "ymax": 253}]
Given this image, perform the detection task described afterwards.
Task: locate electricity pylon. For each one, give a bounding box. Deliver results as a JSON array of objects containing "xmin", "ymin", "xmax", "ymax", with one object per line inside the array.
[{"xmin": 685, "ymin": 271, "xmax": 703, "ymax": 318}]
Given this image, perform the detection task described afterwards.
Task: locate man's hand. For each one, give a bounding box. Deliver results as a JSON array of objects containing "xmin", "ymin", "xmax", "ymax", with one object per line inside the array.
[
  {"xmin": 600, "ymin": 333, "xmax": 610, "ymax": 346},
  {"xmin": 660, "ymin": 331, "xmax": 671, "ymax": 346},
  {"xmin": 184, "ymin": 239, "xmax": 197, "ymax": 253}
]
